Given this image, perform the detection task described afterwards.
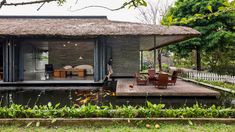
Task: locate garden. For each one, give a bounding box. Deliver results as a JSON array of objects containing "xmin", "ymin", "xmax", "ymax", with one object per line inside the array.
[{"xmin": 0, "ymin": 0, "xmax": 234, "ymax": 131}]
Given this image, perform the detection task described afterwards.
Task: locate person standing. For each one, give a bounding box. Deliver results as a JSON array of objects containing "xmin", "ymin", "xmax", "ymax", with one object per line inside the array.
[{"xmin": 107, "ymin": 57, "xmax": 113, "ymax": 79}]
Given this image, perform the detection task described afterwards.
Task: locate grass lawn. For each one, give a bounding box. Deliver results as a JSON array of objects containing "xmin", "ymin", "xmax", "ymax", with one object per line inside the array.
[
  {"xmin": 0, "ymin": 123, "xmax": 235, "ymax": 132},
  {"xmin": 195, "ymin": 79, "xmax": 235, "ymax": 91}
]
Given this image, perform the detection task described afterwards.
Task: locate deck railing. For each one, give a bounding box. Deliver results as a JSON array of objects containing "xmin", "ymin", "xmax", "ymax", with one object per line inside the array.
[{"xmin": 185, "ymin": 71, "xmax": 235, "ymax": 84}]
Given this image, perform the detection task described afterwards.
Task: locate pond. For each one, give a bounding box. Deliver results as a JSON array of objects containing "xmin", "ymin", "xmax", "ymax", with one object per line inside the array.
[{"xmin": 0, "ymin": 81, "xmax": 234, "ymax": 108}]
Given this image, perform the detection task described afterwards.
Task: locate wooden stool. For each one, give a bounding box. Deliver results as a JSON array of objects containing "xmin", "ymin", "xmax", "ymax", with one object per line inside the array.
[
  {"xmin": 53, "ymin": 69, "xmax": 61, "ymax": 78},
  {"xmin": 60, "ymin": 70, "xmax": 66, "ymax": 78},
  {"xmin": 77, "ymin": 69, "xmax": 86, "ymax": 77}
]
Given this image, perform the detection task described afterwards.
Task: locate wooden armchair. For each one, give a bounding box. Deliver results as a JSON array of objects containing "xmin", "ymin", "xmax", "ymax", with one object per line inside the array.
[
  {"xmin": 168, "ymin": 71, "xmax": 178, "ymax": 85},
  {"xmin": 135, "ymin": 73, "xmax": 148, "ymax": 85},
  {"xmin": 148, "ymin": 69, "xmax": 156, "ymax": 84},
  {"xmin": 154, "ymin": 73, "xmax": 169, "ymax": 89}
]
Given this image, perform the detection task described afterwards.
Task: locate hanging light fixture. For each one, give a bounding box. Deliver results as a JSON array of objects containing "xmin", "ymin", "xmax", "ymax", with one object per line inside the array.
[{"xmin": 79, "ymin": 56, "xmax": 83, "ymax": 60}]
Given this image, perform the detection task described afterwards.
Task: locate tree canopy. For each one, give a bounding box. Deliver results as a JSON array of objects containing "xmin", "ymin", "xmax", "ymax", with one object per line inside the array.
[{"xmin": 162, "ymin": 0, "xmax": 235, "ymax": 74}]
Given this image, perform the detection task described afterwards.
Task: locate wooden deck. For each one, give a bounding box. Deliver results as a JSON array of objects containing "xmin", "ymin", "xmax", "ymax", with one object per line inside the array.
[{"xmin": 116, "ymin": 79, "xmax": 220, "ymax": 97}]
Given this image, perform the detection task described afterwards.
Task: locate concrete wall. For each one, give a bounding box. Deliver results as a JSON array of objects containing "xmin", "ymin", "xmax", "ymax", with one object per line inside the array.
[
  {"xmin": 107, "ymin": 36, "xmax": 140, "ymax": 76},
  {"xmin": 0, "ymin": 44, "xmax": 3, "ymax": 68},
  {"xmin": 49, "ymin": 40, "xmax": 94, "ymax": 69},
  {"xmin": 22, "ymin": 44, "xmax": 37, "ymax": 80}
]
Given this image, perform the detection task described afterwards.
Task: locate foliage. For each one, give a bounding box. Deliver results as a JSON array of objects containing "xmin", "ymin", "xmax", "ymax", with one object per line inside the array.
[
  {"xmin": 196, "ymin": 79, "xmax": 235, "ymax": 91},
  {"xmin": 0, "ymin": 102, "xmax": 234, "ymax": 118},
  {"xmin": 162, "ymin": 0, "xmax": 235, "ymax": 25},
  {"xmin": 162, "ymin": 0, "xmax": 235, "ymax": 72},
  {"xmin": 209, "ymin": 64, "xmax": 235, "ymax": 76},
  {"xmin": 141, "ymin": 51, "xmax": 154, "ymax": 70},
  {"xmin": 171, "ymin": 52, "xmax": 196, "ymax": 68},
  {"xmin": 162, "ymin": 63, "xmax": 169, "ymax": 72}
]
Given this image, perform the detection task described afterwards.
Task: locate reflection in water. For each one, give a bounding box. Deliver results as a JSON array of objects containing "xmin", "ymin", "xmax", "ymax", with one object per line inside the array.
[
  {"xmin": 0, "ymin": 81, "xmax": 233, "ymax": 108},
  {"xmin": 74, "ymin": 89, "xmax": 116, "ymax": 106}
]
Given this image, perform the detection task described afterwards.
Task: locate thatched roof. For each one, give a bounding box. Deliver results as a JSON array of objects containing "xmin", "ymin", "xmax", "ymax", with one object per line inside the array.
[{"xmin": 0, "ymin": 16, "xmax": 200, "ymax": 37}]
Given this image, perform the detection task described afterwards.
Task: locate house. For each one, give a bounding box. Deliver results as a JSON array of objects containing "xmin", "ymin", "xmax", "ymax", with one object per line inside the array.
[{"xmin": 0, "ymin": 16, "xmax": 200, "ymax": 84}]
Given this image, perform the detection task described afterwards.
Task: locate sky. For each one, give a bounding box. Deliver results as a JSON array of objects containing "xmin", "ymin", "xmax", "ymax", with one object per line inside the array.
[{"xmin": 0, "ymin": 0, "xmax": 176, "ymax": 23}]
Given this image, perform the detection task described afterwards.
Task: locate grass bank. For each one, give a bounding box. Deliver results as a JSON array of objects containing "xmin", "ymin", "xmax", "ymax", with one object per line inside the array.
[
  {"xmin": 0, "ymin": 123, "xmax": 235, "ymax": 132},
  {"xmin": 195, "ymin": 79, "xmax": 235, "ymax": 91}
]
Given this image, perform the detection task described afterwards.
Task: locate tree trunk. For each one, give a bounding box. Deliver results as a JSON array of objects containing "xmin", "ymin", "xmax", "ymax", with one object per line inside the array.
[
  {"xmin": 196, "ymin": 46, "xmax": 201, "ymax": 71},
  {"xmin": 158, "ymin": 49, "xmax": 162, "ymax": 71}
]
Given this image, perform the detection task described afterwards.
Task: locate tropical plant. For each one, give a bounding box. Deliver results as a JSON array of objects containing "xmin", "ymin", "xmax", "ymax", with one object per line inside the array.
[{"xmin": 0, "ymin": 102, "xmax": 234, "ymax": 118}]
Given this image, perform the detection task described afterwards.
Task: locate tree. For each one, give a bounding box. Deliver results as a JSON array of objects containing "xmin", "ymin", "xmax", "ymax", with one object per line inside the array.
[
  {"xmin": 136, "ymin": 0, "xmax": 175, "ymax": 71},
  {"xmin": 162, "ymin": 0, "xmax": 235, "ymax": 72},
  {"xmin": 0, "ymin": 0, "xmax": 233, "ymax": 17},
  {"xmin": 136, "ymin": 0, "xmax": 174, "ymax": 24},
  {"xmin": 0, "ymin": 0, "xmax": 148, "ymax": 10}
]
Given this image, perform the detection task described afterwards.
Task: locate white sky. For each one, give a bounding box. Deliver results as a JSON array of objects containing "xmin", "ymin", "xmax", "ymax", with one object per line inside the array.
[{"xmin": 0, "ymin": 0, "xmax": 176, "ymax": 23}]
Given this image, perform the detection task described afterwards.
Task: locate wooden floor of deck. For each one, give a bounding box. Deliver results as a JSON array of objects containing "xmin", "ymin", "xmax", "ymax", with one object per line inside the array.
[{"xmin": 116, "ymin": 79, "xmax": 220, "ymax": 97}]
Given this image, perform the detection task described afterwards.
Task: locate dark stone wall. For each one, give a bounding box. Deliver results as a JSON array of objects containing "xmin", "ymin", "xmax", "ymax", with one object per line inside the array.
[
  {"xmin": 49, "ymin": 40, "xmax": 94, "ymax": 69},
  {"xmin": 22, "ymin": 44, "xmax": 37, "ymax": 80},
  {"xmin": 0, "ymin": 44, "xmax": 3, "ymax": 68},
  {"xmin": 107, "ymin": 36, "xmax": 140, "ymax": 76}
]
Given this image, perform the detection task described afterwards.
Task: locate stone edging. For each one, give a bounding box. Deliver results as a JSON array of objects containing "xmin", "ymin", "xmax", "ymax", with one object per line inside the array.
[
  {"xmin": 181, "ymin": 78, "xmax": 235, "ymax": 94},
  {"xmin": 0, "ymin": 118, "xmax": 234, "ymax": 126}
]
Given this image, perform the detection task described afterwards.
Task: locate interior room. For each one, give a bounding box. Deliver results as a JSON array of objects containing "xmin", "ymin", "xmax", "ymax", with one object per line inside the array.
[{"xmin": 21, "ymin": 39, "xmax": 95, "ymax": 81}]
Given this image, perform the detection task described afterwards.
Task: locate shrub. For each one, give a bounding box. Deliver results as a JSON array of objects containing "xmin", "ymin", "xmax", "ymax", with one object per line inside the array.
[{"xmin": 0, "ymin": 102, "xmax": 234, "ymax": 118}]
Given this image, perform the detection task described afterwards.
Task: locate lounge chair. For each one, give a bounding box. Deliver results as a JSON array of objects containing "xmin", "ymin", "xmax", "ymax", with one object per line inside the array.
[
  {"xmin": 148, "ymin": 69, "xmax": 156, "ymax": 84},
  {"xmin": 154, "ymin": 73, "xmax": 168, "ymax": 89},
  {"xmin": 168, "ymin": 71, "xmax": 178, "ymax": 85},
  {"xmin": 135, "ymin": 73, "xmax": 148, "ymax": 85}
]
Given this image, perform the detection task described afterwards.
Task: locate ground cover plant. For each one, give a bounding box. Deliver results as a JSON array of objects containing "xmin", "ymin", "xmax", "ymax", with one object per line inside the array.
[{"xmin": 0, "ymin": 102, "xmax": 234, "ymax": 118}]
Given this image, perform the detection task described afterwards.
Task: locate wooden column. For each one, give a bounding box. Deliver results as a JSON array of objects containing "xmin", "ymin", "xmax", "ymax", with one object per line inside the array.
[
  {"xmin": 158, "ymin": 49, "xmax": 162, "ymax": 71},
  {"xmin": 153, "ymin": 36, "xmax": 156, "ymax": 70},
  {"xmin": 196, "ymin": 46, "xmax": 201, "ymax": 71},
  {"xmin": 140, "ymin": 50, "xmax": 143, "ymax": 71}
]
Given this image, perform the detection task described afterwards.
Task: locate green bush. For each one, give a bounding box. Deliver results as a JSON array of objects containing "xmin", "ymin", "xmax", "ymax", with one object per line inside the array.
[
  {"xmin": 0, "ymin": 102, "xmax": 234, "ymax": 118},
  {"xmin": 162, "ymin": 63, "xmax": 169, "ymax": 72},
  {"xmin": 210, "ymin": 64, "xmax": 235, "ymax": 76}
]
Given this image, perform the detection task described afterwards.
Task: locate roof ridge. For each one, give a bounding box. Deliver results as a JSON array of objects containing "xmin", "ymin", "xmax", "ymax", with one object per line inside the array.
[{"xmin": 0, "ymin": 15, "xmax": 108, "ymax": 19}]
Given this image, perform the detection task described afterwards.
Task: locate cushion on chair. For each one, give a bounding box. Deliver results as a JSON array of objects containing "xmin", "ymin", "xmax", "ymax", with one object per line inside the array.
[{"xmin": 63, "ymin": 65, "xmax": 73, "ymax": 70}]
